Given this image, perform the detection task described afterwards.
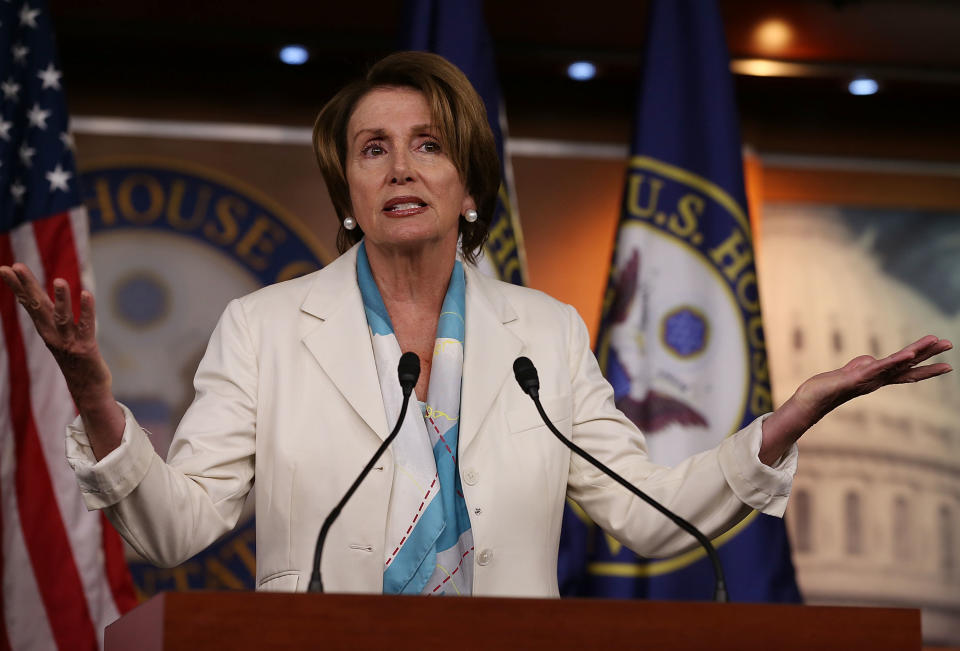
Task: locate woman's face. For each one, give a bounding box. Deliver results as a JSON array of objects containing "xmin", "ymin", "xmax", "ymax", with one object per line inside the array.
[{"xmin": 345, "ymin": 86, "xmax": 475, "ymax": 255}]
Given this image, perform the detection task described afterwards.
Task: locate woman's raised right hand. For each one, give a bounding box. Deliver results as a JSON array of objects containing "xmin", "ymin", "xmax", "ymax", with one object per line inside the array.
[{"xmin": 0, "ymin": 262, "xmax": 124, "ymax": 459}]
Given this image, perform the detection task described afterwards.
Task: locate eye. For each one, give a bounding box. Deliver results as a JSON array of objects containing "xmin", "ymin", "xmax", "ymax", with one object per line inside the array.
[
  {"xmin": 419, "ymin": 140, "xmax": 442, "ymax": 153},
  {"xmin": 361, "ymin": 142, "xmax": 386, "ymax": 156}
]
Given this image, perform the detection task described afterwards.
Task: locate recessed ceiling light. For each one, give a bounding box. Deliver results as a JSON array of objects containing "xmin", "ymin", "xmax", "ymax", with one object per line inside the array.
[
  {"xmin": 754, "ymin": 18, "xmax": 793, "ymax": 53},
  {"xmin": 279, "ymin": 45, "xmax": 309, "ymax": 66},
  {"xmin": 567, "ymin": 61, "xmax": 597, "ymax": 81},
  {"xmin": 848, "ymin": 77, "xmax": 879, "ymax": 96}
]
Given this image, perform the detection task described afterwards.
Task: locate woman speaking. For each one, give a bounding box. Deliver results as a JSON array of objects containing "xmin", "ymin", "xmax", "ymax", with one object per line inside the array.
[{"xmin": 0, "ymin": 52, "xmax": 952, "ymax": 597}]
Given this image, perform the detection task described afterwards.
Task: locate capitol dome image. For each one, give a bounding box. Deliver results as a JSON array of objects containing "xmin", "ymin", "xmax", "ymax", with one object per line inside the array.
[{"xmin": 759, "ymin": 204, "xmax": 960, "ymax": 646}]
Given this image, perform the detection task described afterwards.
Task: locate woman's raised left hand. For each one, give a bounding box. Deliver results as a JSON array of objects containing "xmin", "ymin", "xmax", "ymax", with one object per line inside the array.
[{"xmin": 759, "ymin": 335, "xmax": 953, "ymax": 465}]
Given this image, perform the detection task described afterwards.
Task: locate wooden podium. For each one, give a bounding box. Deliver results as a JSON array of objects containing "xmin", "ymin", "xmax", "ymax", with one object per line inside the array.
[{"xmin": 105, "ymin": 592, "xmax": 921, "ymax": 650}]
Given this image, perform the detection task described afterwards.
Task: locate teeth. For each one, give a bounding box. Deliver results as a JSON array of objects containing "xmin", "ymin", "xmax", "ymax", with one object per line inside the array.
[{"xmin": 388, "ymin": 202, "xmax": 423, "ymax": 211}]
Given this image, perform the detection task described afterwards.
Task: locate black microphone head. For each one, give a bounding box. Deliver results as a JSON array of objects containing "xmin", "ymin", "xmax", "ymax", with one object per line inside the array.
[
  {"xmin": 513, "ymin": 356, "xmax": 540, "ymax": 397},
  {"xmin": 398, "ymin": 352, "xmax": 421, "ymax": 394}
]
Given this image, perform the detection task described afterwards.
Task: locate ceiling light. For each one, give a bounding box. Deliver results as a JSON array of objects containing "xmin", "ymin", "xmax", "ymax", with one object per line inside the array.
[
  {"xmin": 848, "ymin": 77, "xmax": 879, "ymax": 96},
  {"xmin": 731, "ymin": 59, "xmax": 791, "ymax": 77},
  {"xmin": 754, "ymin": 18, "xmax": 793, "ymax": 54},
  {"xmin": 279, "ymin": 45, "xmax": 309, "ymax": 66},
  {"xmin": 567, "ymin": 61, "xmax": 597, "ymax": 81}
]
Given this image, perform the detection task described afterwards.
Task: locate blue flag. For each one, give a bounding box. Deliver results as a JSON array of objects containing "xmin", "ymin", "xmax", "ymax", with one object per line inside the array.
[
  {"xmin": 557, "ymin": 0, "xmax": 802, "ymax": 602},
  {"xmin": 401, "ymin": 0, "xmax": 527, "ymax": 285}
]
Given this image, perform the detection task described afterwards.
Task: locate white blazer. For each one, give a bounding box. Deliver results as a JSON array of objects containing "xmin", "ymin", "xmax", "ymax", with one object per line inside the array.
[{"xmin": 68, "ymin": 243, "xmax": 796, "ymax": 597}]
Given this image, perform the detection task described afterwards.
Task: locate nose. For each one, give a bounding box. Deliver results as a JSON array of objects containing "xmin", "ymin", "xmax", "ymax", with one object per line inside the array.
[{"xmin": 390, "ymin": 149, "xmax": 415, "ymax": 185}]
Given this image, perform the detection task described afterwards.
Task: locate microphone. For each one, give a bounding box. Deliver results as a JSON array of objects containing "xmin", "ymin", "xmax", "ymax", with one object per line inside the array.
[
  {"xmin": 397, "ymin": 351, "xmax": 420, "ymax": 396},
  {"xmin": 512, "ymin": 356, "xmax": 728, "ymax": 603},
  {"xmin": 308, "ymin": 351, "xmax": 420, "ymax": 593}
]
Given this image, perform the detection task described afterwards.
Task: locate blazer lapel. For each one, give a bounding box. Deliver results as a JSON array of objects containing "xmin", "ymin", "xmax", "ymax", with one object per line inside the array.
[
  {"xmin": 459, "ymin": 264, "xmax": 522, "ymax": 452},
  {"xmin": 300, "ymin": 245, "xmax": 390, "ymax": 441}
]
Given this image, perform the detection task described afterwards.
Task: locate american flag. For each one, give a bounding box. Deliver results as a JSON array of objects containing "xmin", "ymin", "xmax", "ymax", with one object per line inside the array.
[{"xmin": 0, "ymin": 1, "xmax": 136, "ymax": 649}]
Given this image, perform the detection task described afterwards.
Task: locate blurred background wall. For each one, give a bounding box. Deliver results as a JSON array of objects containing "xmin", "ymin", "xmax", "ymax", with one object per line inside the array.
[
  {"xmin": 46, "ymin": 0, "xmax": 960, "ymax": 643},
  {"xmin": 51, "ymin": 0, "xmax": 960, "ymax": 338}
]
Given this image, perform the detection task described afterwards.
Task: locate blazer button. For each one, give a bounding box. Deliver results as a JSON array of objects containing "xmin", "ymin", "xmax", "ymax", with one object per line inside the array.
[
  {"xmin": 477, "ymin": 549, "xmax": 493, "ymax": 566},
  {"xmin": 463, "ymin": 469, "xmax": 479, "ymax": 485}
]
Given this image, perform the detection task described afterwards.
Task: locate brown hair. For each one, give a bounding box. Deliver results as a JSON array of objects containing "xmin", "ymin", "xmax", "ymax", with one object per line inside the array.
[{"xmin": 312, "ymin": 51, "xmax": 501, "ymax": 264}]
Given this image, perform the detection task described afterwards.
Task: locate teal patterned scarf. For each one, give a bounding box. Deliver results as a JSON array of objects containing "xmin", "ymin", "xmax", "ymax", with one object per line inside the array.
[{"xmin": 357, "ymin": 242, "xmax": 475, "ymax": 595}]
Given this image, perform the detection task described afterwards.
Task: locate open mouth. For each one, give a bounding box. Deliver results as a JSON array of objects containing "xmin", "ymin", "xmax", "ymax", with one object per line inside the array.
[
  {"xmin": 383, "ymin": 196, "xmax": 428, "ymax": 213},
  {"xmin": 385, "ymin": 202, "xmax": 426, "ymax": 212}
]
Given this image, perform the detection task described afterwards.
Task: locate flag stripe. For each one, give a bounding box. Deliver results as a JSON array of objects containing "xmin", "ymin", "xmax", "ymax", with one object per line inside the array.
[
  {"xmin": 100, "ymin": 512, "xmax": 138, "ymax": 613},
  {"xmin": 0, "ymin": 233, "xmax": 98, "ymax": 650},
  {"xmin": 4, "ymin": 216, "xmax": 131, "ymax": 648},
  {"xmin": 12, "ymin": 219, "xmax": 125, "ymax": 647},
  {"xmin": 70, "ymin": 208, "xmax": 97, "ymax": 295},
  {"xmin": 0, "ymin": 409, "xmax": 57, "ymax": 651},
  {"xmin": 0, "ymin": 329, "xmax": 46, "ymax": 651},
  {"xmin": 33, "ymin": 211, "xmax": 83, "ymax": 321},
  {"xmin": 0, "ymin": 482, "xmax": 11, "ymax": 651}
]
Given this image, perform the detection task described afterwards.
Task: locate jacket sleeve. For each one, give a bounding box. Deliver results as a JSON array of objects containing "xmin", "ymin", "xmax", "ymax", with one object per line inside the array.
[
  {"xmin": 66, "ymin": 298, "xmax": 257, "ymax": 568},
  {"xmin": 562, "ymin": 303, "xmax": 797, "ymax": 558}
]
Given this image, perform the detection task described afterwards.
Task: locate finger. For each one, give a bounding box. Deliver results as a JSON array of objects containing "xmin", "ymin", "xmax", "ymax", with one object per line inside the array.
[
  {"xmin": 52, "ymin": 279, "xmax": 74, "ymax": 336},
  {"xmin": 882, "ymin": 338, "xmax": 953, "ymax": 376},
  {"xmin": 868, "ymin": 348, "xmax": 917, "ymax": 375},
  {"xmin": 898, "ymin": 334, "xmax": 942, "ymax": 360},
  {"xmin": 4, "ymin": 265, "xmax": 47, "ymax": 317},
  {"xmin": 890, "ymin": 362, "xmax": 953, "ymax": 384},
  {"xmin": 904, "ymin": 334, "xmax": 940, "ymax": 350},
  {"xmin": 0, "ymin": 265, "xmax": 27, "ymax": 299},
  {"xmin": 11, "ymin": 262, "xmax": 43, "ymax": 293},
  {"xmin": 0, "ymin": 265, "xmax": 21, "ymax": 288},
  {"xmin": 11, "ymin": 263, "xmax": 49, "ymax": 313},
  {"xmin": 873, "ymin": 334, "xmax": 943, "ymax": 366},
  {"xmin": 852, "ymin": 337, "xmax": 948, "ymax": 385},
  {"xmin": 910, "ymin": 338, "xmax": 953, "ymax": 365},
  {"xmin": 77, "ymin": 290, "xmax": 96, "ymax": 340}
]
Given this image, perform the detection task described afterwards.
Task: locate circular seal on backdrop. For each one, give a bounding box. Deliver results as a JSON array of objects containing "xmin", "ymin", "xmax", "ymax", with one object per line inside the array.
[
  {"xmin": 605, "ymin": 225, "xmax": 746, "ymax": 468},
  {"xmin": 661, "ymin": 305, "xmax": 709, "ymax": 359},
  {"xmin": 111, "ymin": 270, "xmax": 171, "ymax": 329},
  {"xmin": 80, "ymin": 157, "xmax": 329, "ymax": 594},
  {"xmin": 579, "ymin": 156, "xmax": 779, "ymax": 588}
]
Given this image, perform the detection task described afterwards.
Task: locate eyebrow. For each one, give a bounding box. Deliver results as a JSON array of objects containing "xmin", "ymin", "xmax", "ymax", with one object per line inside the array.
[{"xmin": 352, "ymin": 124, "xmax": 436, "ymax": 144}]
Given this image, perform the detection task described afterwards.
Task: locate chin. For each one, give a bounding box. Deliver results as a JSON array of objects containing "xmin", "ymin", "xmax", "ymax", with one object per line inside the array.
[{"xmin": 370, "ymin": 223, "xmax": 458, "ymax": 252}]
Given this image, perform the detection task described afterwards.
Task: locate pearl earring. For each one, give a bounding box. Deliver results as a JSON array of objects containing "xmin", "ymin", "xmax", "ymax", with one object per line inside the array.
[
  {"xmin": 464, "ymin": 209, "xmax": 478, "ymax": 223},
  {"xmin": 343, "ymin": 216, "xmax": 357, "ymax": 230}
]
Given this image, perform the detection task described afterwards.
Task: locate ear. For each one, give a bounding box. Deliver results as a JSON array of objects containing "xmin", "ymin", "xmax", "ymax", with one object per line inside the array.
[{"xmin": 461, "ymin": 194, "xmax": 477, "ymax": 216}]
